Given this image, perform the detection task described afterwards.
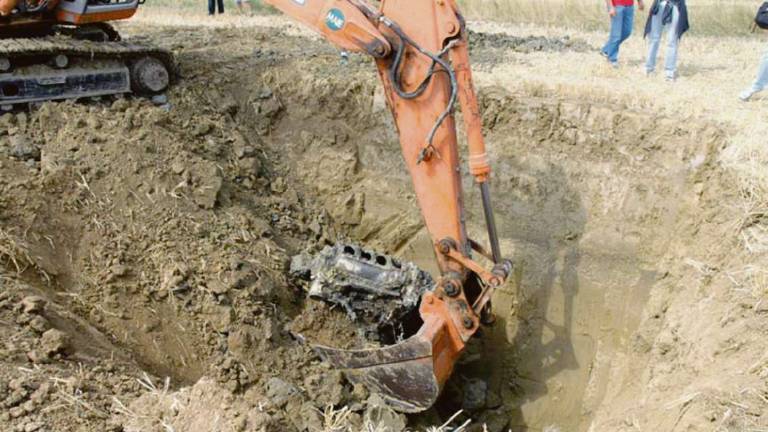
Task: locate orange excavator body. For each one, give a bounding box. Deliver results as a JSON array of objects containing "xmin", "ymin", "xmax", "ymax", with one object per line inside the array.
[
  {"xmin": 0, "ymin": 0, "xmax": 136, "ymax": 24},
  {"xmin": 265, "ymin": 0, "xmax": 512, "ymax": 412}
]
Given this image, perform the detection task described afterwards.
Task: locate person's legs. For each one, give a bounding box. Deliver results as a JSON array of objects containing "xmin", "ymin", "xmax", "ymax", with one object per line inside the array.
[
  {"xmin": 208, "ymin": 0, "xmax": 215, "ymax": 15},
  {"xmin": 663, "ymin": 4, "xmax": 681, "ymax": 79},
  {"xmin": 603, "ymin": 6, "xmax": 629, "ymax": 64},
  {"xmin": 740, "ymin": 48, "xmax": 768, "ymax": 100},
  {"xmin": 619, "ymin": 5, "xmax": 634, "ymax": 44},
  {"xmin": 752, "ymin": 49, "xmax": 768, "ymax": 91},
  {"xmin": 645, "ymin": 4, "xmax": 664, "ymax": 73},
  {"xmin": 217, "ymin": 0, "xmax": 224, "ymax": 14}
]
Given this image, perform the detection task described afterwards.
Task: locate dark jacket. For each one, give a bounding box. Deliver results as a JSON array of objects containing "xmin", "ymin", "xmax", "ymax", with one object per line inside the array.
[{"xmin": 644, "ymin": 0, "xmax": 690, "ymax": 40}]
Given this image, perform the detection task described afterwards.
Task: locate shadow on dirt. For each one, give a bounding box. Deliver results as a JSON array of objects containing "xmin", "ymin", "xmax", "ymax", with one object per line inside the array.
[{"xmin": 427, "ymin": 159, "xmax": 586, "ymax": 431}]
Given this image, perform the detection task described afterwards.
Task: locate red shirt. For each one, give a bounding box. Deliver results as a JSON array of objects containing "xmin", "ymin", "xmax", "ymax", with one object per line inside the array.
[{"xmin": 612, "ymin": 0, "xmax": 634, "ymax": 5}]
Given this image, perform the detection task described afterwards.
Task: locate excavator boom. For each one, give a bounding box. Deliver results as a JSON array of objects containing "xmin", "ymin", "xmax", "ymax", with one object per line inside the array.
[{"xmin": 265, "ymin": 0, "xmax": 512, "ymax": 412}]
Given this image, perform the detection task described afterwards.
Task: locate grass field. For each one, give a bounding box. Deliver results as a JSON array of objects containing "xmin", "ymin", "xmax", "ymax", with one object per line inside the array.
[
  {"xmin": 457, "ymin": 0, "xmax": 758, "ymax": 35},
  {"xmin": 146, "ymin": 0, "xmax": 761, "ymax": 36}
]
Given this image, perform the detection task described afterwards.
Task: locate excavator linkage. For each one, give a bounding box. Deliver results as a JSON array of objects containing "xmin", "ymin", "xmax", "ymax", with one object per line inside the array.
[
  {"xmin": 269, "ymin": 0, "xmax": 513, "ymax": 412},
  {"xmin": 292, "ymin": 244, "xmax": 466, "ymax": 412},
  {"xmin": 291, "ymin": 244, "xmax": 437, "ymax": 412}
]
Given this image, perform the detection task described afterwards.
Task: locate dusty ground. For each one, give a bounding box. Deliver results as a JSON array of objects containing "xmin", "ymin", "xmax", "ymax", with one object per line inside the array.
[{"xmin": 0, "ymin": 9, "xmax": 767, "ymax": 432}]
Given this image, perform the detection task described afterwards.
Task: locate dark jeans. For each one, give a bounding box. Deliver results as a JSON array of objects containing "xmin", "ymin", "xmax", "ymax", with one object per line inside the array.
[{"xmin": 208, "ymin": 0, "xmax": 224, "ymax": 15}]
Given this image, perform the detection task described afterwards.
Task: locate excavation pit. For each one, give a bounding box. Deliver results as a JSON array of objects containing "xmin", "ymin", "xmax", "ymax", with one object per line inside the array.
[{"xmin": 0, "ymin": 23, "xmax": 764, "ymax": 432}]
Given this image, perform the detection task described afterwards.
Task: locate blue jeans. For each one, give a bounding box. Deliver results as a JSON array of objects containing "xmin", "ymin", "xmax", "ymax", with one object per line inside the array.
[
  {"xmin": 602, "ymin": 5, "xmax": 635, "ymax": 63},
  {"xmin": 750, "ymin": 48, "xmax": 768, "ymax": 92},
  {"xmin": 645, "ymin": 1, "xmax": 680, "ymax": 78}
]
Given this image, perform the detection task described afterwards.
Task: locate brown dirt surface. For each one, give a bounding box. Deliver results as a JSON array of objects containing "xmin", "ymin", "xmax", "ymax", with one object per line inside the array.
[{"xmin": 0, "ymin": 17, "xmax": 766, "ymax": 432}]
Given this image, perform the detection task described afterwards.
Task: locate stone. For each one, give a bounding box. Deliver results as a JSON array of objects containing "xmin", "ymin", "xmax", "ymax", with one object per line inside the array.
[
  {"xmin": 265, "ymin": 377, "xmax": 298, "ymax": 408},
  {"xmin": 462, "ymin": 378, "xmax": 488, "ymax": 411},
  {"xmin": 9, "ymin": 406, "xmax": 24, "ymax": 418},
  {"xmin": 193, "ymin": 122, "xmax": 212, "ymax": 137},
  {"xmin": 205, "ymin": 305, "xmax": 233, "ymax": 333},
  {"xmin": 27, "ymin": 316, "xmax": 49, "ymax": 334},
  {"xmin": 20, "ymin": 296, "xmax": 46, "ymax": 315},
  {"xmin": 10, "ymin": 135, "xmax": 39, "ymax": 161},
  {"xmin": 270, "ymin": 177, "xmax": 286, "ymax": 194},
  {"xmin": 364, "ymin": 394, "xmax": 406, "ymax": 432},
  {"xmin": 40, "ymin": 329, "xmax": 70, "ymax": 357},
  {"xmin": 227, "ymin": 326, "xmax": 254, "ymax": 356},
  {"xmin": 238, "ymin": 157, "xmax": 262, "ymax": 176},
  {"xmin": 171, "ymin": 160, "xmax": 186, "ymax": 175},
  {"xmin": 24, "ymin": 422, "xmax": 44, "ymax": 432},
  {"xmin": 26, "ymin": 350, "xmax": 47, "ymax": 364},
  {"xmin": 296, "ymin": 401, "xmax": 324, "ymax": 431}
]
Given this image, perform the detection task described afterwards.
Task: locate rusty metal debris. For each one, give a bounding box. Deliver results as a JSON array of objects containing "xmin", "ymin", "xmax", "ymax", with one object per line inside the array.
[{"xmin": 290, "ymin": 243, "xmax": 434, "ymax": 343}]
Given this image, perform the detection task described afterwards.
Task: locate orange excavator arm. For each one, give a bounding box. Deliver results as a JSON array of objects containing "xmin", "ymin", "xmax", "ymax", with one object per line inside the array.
[{"xmin": 264, "ymin": 0, "xmax": 512, "ymax": 412}]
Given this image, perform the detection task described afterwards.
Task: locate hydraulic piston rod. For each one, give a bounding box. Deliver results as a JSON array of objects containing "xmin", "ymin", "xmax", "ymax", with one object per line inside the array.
[{"xmin": 480, "ymin": 181, "xmax": 502, "ymax": 264}]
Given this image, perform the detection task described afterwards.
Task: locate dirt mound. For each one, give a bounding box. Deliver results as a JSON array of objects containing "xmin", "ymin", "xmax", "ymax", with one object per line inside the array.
[
  {"xmin": 0, "ymin": 21, "xmax": 766, "ymax": 432},
  {"xmin": 468, "ymin": 30, "xmax": 592, "ymax": 53}
]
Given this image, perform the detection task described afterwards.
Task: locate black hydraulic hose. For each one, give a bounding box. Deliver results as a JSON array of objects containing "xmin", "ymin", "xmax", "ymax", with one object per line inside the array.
[
  {"xmin": 380, "ymin": 17, "xmax": 459, "ymax": 154},
  {"xmin": 388, "ymin": 36, "xmax": 435, "ymax": 100}
]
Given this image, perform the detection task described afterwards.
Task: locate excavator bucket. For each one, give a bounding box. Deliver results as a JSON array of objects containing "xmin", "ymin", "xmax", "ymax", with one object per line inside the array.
[
  {"xmin": 290, "ymin": 244, "xmax": 464, "ymax": 412},
  {"xmin": 314, "ymin": 310, "xmax": 461, "ymax": 413}
]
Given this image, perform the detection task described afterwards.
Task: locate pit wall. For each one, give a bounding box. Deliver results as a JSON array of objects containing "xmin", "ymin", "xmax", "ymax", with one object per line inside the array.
[{"xmin": 260, "ymin": 66, "xmax": 766, "ymax": 431}]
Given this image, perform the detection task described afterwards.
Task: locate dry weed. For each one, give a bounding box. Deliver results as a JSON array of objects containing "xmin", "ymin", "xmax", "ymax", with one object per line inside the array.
[
  {"xmin": 0, "ymin": 228, "xmax": 37, "ymax": 275},
  {"xmin": 141, "ymin": 0, "xmax": 757, "ymax": 36},
  {"xmin": 458, "ymin": 0, "xmax": 755, "ymax": 35}
]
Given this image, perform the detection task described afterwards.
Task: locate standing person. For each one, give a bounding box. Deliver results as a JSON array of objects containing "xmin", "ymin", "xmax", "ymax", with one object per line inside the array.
[
  {"xmin": 740, "ymin": 49, "xmax": 768, "ymax": 101},
  {"xmin": 601, "ymin": 0, "xmax": 645, "ymax": 68},
  {"xmin": 208, "ymin": 0, "xmax": 224, "ymax": 16},
  {"xmin": 643, "ymin": 0, "xmax": 689, "ymax": 81}
]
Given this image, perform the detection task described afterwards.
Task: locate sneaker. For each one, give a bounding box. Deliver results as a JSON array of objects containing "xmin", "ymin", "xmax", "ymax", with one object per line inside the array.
[
  {"xmin": 600, "ymin": 50, "xmax": 609, "ymax": 59},
  {"xmin": 611, "ymin": 62, "xmax": 619, "ymax": 69},
  {"xmin": 644, "ymin": 68, "xmax": 653, "ymax": 76},
  {"xmin": 665, "ymin": 76, "xmax": 676, "ymax": 82},
  {"xmin": 740, "ymin": 88, "xmax": 759, "ymax": 101}
]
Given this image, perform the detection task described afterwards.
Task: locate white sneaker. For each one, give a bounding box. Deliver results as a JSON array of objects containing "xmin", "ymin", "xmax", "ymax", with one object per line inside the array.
[
  {"xmin": 740, "ymin": 88, "xmax": 759, "ymax": 101},
  {"xmin": 611, "ymin": 62, "xmax": 619, "ymax": 69}
]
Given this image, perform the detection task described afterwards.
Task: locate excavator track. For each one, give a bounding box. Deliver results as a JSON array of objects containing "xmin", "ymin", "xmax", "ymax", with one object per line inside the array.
[{"xmin": 0, "ymin": 36, "xmax": 177, "ymax": 108}]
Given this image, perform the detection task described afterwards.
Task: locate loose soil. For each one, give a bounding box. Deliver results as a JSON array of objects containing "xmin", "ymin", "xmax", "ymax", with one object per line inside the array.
[{"xmin": 0, "ymin": 19, "xmax": 765, "ymax": 432}]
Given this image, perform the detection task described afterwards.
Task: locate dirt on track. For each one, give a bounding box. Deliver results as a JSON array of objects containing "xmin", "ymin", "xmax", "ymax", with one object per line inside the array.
[{"xmin": 0, "ymin": 19, "xmax": 766, "ymax": 432}]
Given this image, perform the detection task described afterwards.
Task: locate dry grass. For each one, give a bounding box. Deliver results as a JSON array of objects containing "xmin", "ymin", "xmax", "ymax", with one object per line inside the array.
[
  {"xmin": 457, "ymin": 0, "xmax": 757, "ymax": 35},
  {"xmin": 0, "ymin": 228, "xmax": 36, "ymax": 274},
  {"xmin": 143, "ymin": 0, "xmax": 758, "ymax": 35}
]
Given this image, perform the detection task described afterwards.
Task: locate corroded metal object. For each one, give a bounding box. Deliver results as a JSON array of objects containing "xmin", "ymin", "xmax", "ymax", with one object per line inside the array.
[{"xmin": 290, "ymin": 243, "xmax": 434, "ymax": 342}]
